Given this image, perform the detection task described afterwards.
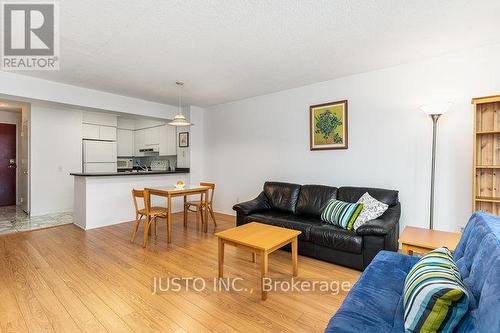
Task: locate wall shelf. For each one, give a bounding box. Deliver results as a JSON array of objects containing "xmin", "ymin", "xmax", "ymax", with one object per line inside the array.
[
  {"xmin": 473, "ymin": 95, "xmax": 500, "ymax": 215},
  {"xmin": 475, "ymin": 197, "xmax": 500, "ymax": 203},
  {"xmin": 476, "ymin": 130, "xmax": 500, "ymax": 135},
  {"xmin": 476, "ymin": 165, "xmax": 500, "ymax": 169}
]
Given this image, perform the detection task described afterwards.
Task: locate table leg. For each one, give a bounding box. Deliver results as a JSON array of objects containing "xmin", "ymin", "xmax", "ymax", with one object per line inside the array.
[
  {"xmin": 261, "ymin": 251, "xmax": 268, "ymax": 300},
  {"xmin": 402, "ymin": 244, "xmax": 410, "ymax": 255},
  {"xmin": 167, "ymin": 195, "xmax": 172, "ymax": 243},
  {"xmin": 291, "ymin": 237, "xmax": 298, "ymax": 277},
  {"xmin": 203, "ymin": 190, "xmax": 209, "ymax": 233},
  {"xmin": 218, "ymin": 238, "xmax": 224, "ymax": 278},
  {"xmin": 183, "ymin": 195, "xmax": 187, "ymax": 227}
]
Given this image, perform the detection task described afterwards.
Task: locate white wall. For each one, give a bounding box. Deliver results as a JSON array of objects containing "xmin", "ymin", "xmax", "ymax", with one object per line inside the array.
[
  {"xmin": 205, "ymin": 43, "xmax": 500, "ymax": 233},
  {"xmin": 30, "ymin": 104, "xmax": 83, "ymax": 215},
  {"xmin": 189, "ymin": 106, "xmax": 206, "ymax": 184},
  {"xmin": 0, "ymin": 110, "xmax": 21, "ymax": 203}
]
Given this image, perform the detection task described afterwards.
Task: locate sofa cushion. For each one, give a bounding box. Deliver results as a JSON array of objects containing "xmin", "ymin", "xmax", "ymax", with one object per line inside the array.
[
  {"xmin": 337, "ymin": 186, "xmax": 399, "ymax": 207},
  {"xmin": 309, "ymin": 224, "xmax": 362, "ymax": 254},
  {"xmin": 263, "ymin": 181, "xmax": 302, "ymax": 213},
  {"xmin": 244, "ymin": 212, "xmax": 322, "ymax": 241},
  {"xmin": 354, "ymin": 192, "xmax": 389, "ymax": 230},
  {"xmin": 453, "ymin": 212, "xmax": 500, "ymax": 333},
  {"xmin": 321, "ymin": 199, "xmax": 363, "ymax": 230},
  {"xmin": 325, "ymin": 251, "xmax": 419, "ymax": 333},
  {"xmin": 296, "ymin": 184, "xmax": 338, "ymax": 218},
  {"xmin": 403, "ymin": 247, "xmax": 469, "ymax": 333}
]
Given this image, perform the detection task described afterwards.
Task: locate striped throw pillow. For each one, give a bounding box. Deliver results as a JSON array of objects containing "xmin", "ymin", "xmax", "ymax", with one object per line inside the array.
[
  {"xmin": 321, "ymin": 199, "xmax": 363, "ymax": 230},
  {"xmin": 403, "ymin": 247, "xmax": 469, "ymax": 333}
]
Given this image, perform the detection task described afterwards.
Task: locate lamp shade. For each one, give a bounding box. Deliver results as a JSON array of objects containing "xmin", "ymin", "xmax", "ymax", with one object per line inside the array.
[
  {"xmin": 419, "ymin": 102, "xmax": 453, "ymax": 115},
  {"xmin": 168, "ymin": 113, "xmax": 192, "ymax": 126}
]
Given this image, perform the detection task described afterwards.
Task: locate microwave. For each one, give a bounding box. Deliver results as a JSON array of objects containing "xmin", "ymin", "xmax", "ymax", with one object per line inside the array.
[{"xmin": 117, "ymin": 158, "xmax": 133, "ymax": 170}]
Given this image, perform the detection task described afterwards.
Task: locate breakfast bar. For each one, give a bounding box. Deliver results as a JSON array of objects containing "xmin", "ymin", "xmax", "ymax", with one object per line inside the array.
[{"xmin": 70, "ymin": 170, "xmax": 190, "ymax": 230}]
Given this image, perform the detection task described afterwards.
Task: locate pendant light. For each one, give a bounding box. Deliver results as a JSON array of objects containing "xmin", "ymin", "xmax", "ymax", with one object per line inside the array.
[{"xmin": 168, "ymin": 81, "xmax": 192, "ymax": 126}]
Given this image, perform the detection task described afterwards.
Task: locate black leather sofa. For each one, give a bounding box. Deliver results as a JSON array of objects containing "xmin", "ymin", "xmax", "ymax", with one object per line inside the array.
[{"xmin": 232, "ymin": 182, "xmax": 400, "ymax": 270}]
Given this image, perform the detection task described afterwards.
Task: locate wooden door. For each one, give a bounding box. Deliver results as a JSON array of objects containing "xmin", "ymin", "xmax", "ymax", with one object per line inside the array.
[{"xmin": 0, "ymin": 123, "xmax": 16, "ymax": 206}]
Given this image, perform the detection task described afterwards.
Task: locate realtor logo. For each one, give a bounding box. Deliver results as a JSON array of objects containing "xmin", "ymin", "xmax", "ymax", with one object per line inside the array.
[{"xmin": 2, "ymin": 1, "xmax": 59, "ymax": 70}]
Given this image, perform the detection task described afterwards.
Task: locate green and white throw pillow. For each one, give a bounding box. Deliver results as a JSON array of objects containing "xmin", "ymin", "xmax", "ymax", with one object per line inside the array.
[
  {"xmin": 353, "ymin": 192, "xmax": 389, "ymax": 230},
  {"xmin": 403, "ymin": 247, "xmax": 469, "ymax": 333},
  {"xmin": 321, "ymin": 199, "xmax": 363, "ymax": 230}
]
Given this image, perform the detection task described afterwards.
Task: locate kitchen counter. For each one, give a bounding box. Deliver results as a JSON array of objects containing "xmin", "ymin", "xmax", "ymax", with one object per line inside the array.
[
  {"xmin": 70, "ymin": 168, "xmax": 189, "ymax": 177},
  {"xmin": 71, "ymin": 170, "xmax": 190, "ymax": 230}
]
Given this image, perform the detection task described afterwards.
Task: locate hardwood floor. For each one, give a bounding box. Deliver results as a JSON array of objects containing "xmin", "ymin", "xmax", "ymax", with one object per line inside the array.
[{"xmin": 0, "ymin": 212, "xmax": 360, "ymax": 333}]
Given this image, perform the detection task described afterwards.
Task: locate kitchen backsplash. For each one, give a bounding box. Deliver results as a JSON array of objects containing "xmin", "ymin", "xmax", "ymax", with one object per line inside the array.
[{"xmin": 133, "ymin": 155, "xmax": 177, "ymax": 170}]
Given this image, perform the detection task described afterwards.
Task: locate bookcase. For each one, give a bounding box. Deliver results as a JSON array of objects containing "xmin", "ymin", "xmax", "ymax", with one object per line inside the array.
[{"xmin": 473, "ymin": 95, "xmax": 500, "ymax": 215}]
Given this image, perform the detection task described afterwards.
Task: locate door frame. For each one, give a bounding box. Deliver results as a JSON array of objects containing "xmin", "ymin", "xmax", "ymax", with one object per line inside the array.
[{"xmin": 0, "ymin": 121, "xmax": 19, "ymax": 206}]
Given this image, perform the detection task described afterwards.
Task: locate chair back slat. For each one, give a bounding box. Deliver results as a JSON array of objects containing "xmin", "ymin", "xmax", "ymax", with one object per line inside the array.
[
  {"xmin": 200, "ymin": 182, "xmax": 215, "ymax": 205},
  {"xmin": 132, "ymin": 189, "xmax": 151, "ymax": 215}
]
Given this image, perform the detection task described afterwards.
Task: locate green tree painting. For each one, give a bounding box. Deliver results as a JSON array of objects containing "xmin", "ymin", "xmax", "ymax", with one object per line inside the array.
[
  {"xmin": 311, "ymin": 102, "xmax": 346, "ymax": 149},
  {"xmin": 315, "ymin": 111, "xmax": 343, "ymax": 143}
]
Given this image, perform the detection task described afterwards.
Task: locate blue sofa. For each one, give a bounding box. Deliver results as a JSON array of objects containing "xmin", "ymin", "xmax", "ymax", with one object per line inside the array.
[{"xmin": 325, "ymin": 212, "xmax": 500, "ymax": 333}]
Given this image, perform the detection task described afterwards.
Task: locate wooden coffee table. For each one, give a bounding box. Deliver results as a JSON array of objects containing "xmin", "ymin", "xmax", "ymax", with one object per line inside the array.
[
  {"xmin": 215, "ymin": 222, "xmax": 301, "ymax": 300},
  {"xmin": 399, "ymin": 226, "xmax": 461, "ymax": 255}
]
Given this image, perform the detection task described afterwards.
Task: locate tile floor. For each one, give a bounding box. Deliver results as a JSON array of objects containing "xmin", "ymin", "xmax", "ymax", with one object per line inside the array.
[{"xmin": 0, "ymin": 206, "xmax": 73, "ymax": 235}]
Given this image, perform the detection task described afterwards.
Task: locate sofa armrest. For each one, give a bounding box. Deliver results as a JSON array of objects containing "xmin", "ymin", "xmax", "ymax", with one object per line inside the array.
[
  {"xmin": 355, "ymin": 203, "xmax": 401, "ymax": 236},
  {"xmin": 232, "ymin": 191, "xmax": 271, "ymax": 215}
]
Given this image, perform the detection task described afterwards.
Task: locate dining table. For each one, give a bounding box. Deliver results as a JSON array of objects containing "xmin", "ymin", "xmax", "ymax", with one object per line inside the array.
[{"xmin": 145, "ymin": 184, "xmax": 211, "ymax": 243}]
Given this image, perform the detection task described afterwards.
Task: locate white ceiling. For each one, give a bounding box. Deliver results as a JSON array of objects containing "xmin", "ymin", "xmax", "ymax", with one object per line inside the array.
[{"xmin": 14, "ymin": 0, "xmax": 500, "ymax": 106}]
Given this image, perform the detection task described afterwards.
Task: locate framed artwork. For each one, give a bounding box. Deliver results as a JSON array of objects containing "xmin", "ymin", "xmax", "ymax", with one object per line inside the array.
[
  {"xmin": 179, "ymin": 132, "xmax": 189, "ymax": 147},
  {"xmin": 310, "ymin": 100, "xmax": 348, "ymax": 150}
]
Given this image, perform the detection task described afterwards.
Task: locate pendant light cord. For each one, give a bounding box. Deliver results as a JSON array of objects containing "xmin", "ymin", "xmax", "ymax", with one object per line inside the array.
[{"xmin": 176, "ymin": 81, "xmax": 184, "ymax": 115}]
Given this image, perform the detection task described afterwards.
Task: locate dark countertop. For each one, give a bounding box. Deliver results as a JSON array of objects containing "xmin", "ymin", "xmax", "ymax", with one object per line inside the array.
[{"xmin": 70, "ymin": 168, "xmax": 189, "ymax": 177}]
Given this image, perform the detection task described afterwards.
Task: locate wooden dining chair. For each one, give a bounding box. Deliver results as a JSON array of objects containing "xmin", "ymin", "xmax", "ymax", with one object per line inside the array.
[
  {"xmin": 131, "ymin": 189, "xmax": 167, "ymax": 247},
  {"xmin": 184, "ymin": 182, "xmax": 217, "ymax": 228}
]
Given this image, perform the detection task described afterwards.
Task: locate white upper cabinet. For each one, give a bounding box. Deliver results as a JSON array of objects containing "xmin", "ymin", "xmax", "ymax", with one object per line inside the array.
[
  {"xmin": 99, "ymin": 126, "xmax": 117, "ymax": 141},
  {"xmin": 134, "ymin": 129, "xmax": 146, "ymax": 156},
  {"xmin": 82, "ymin": 124, "xmax": 117, "ymax": 141},
  {"xmin": 82, "ymin": 112, "xmax": 117, "ymax": 141},
  {"xmin": 117, "ymin": 129, "xmax": 134, "ymax": 156},
  {"xmin": 159, "ymin": 125, "xmax": 177, "ymax": 156},
  {"xmin": 144, "ymin": 126, "xmax": 160, "ymax": 146},
  {"xmin": 94, "ymin": 116, "xmax": 179, "ymax": 157},
  {"xmin": 82, "ymin": 123, "xmax": 100, "ymax": 140}
]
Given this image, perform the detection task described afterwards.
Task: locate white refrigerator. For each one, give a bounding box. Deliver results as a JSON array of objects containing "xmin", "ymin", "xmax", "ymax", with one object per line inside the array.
[{"xmin": 83, "ymin": 140, "xmax": 117, "ymax": 173}]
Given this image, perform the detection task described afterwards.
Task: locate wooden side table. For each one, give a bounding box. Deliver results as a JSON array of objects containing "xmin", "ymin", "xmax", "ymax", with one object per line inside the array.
[{"xmin": 399, "ymin": 226, "xmax": 461, "ymax": 256}]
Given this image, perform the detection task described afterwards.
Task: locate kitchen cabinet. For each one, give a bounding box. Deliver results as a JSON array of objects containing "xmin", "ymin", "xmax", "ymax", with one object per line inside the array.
[
  {"xmin": 144, "ymin": 126, "xmax": 160, "ymax": 146},
  {"xmin": 99, "ymin": 126, "xmax": 117, "ymax": 141},
  {"xmin": 82, "ymin": 124, "xmax": 100, "ymax": 140},
  {"xmin": 134, "ymin": 126, "xmax": 164, "ymax": 155},
  {"xmin": 82, "ymin": 124, "xmax": 117, "ymax": 141},
  {"xmin": 117, "ymin": 129, "xmax": 134, "ymax": 156},
  {"xmin": 159, "ymin": 125, "xmax": 177, "ymax": 155},
  {"xmin": 134, "ymin": 129, "xmax": 146, "ymax": 156}
]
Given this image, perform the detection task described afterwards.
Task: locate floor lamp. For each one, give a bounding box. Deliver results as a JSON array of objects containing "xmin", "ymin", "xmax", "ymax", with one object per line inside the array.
[{"xmin": 420, "ymin": 102, "xmax": 452, "ymax": 230}]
